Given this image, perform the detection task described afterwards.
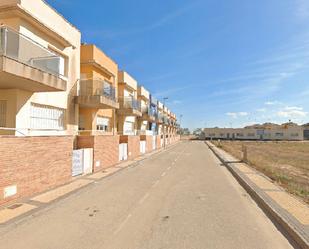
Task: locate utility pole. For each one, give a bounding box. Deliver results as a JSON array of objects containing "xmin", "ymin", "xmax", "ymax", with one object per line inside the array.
[
  {"xmin": 179, "ymin": 114, "xmax": 183, "ymax": 140},
  {"xmin": 163, "ymin": 97, "xmax": 168, "ymax": 149}
]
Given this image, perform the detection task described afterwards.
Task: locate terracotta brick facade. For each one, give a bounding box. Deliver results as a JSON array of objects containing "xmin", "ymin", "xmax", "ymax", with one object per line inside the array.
[
  {"xmin": 146, "ymin": 135, "xmax": 153, "ymax": 153},
  {"xmin": 127, "ymin": 135, "xmax": 140, "ymax": 160},
  {"xmin": 156, "ymin": 135, "xmax": 161, "ymax": 149},
  {"xmin": 0, "ymin": 136, "xmax": 73, "ymax": 205},
  {"xmin": 77, "ymin": 135, "xmax": 119, "ymax": 172}
]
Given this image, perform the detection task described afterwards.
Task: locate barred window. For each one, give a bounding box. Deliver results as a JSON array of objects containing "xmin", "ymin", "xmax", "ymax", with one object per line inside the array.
[
  {"xmin": 0, "ymin": 100, "xmax": 6, "ymax": 127},
  {"xmin": 30, "ymin": 103, "xmax": 65, "ymax": 130}
]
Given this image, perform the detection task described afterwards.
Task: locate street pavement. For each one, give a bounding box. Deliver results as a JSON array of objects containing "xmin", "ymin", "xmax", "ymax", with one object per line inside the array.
[{"xmin": 0, "ymin": 141, "xmax": 293, "ymax": 249}]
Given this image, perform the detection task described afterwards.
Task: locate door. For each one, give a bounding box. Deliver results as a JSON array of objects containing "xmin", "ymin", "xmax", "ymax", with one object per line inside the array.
[
  {"xmin": 83, "ymin": 148, "xmax": 93, "ymax": 174},
  {"xmin": 119, "ymin": 143, "xmax": 128, "ymax": 161},
  {"xmin": 152, "ymin": 136, "xmax": 156, "ymax": 150},
  {"xmin": 72, "ymin": 149, "xmax": 84, "ymax": 176},
  {"xmin": 140, "ymin": 141, "xmax": 146, "ymax": 154}
]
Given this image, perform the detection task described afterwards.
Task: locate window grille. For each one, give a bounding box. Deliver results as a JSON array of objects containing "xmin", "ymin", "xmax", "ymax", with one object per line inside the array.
[{"xmin": 30, "ymin": 103, "xmax": 65, "ymax": 130}]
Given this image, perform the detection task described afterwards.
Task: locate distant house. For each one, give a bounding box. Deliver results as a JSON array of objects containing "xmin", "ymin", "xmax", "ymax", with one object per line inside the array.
[{"xmin": 204, "ymin": 122, "xmax": 307, "ymax": 141}]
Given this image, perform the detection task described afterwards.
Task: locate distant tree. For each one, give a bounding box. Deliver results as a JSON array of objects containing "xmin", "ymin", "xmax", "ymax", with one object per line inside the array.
[
  {"xmin": 179, "ymin": 128, "xmax": 190, "ymax": 135},
  {"xmin": 193, "ymin": 128, "xmax": 203, "ymax": 136}
]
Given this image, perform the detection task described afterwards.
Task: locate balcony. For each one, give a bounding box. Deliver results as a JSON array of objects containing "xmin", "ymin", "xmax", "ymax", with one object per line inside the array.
[
  {"xmin": 117, "ymin": 97, "xmax": 142, "ymax": 116},
  {"xmin": 163, "ymin": 115, "xmax": 169, "ymax": 125},
  {"xmin": 156, "ymin": 113, "xmax": 164, "ymax": 124},
  {"xmin": 76, "ymin": 79, "xmax": 119, "ymax": 109},
  {"xmin": 0, "ymin": 27, "xmax": 66, "ymax": 92},
  {"xmin": 141, "ymin": 105, "xmax": 156, "ymax": 122}
]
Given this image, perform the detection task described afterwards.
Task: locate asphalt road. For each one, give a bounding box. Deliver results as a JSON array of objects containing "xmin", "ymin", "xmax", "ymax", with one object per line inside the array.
[{"xmin": 0, "ymin": 141, "xmax": 293, "ymax": 249}]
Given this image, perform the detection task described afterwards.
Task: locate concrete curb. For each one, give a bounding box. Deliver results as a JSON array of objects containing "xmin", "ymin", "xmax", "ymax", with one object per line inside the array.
[{"xmin": 205, "ymin": 141, "xmax": 309, "ymax": 249}]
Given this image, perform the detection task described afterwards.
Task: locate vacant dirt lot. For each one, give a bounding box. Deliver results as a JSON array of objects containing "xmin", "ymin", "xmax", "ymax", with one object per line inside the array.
[{"xmin": 213, "ymin": 140, "xmax": 309, "ymax": 204}]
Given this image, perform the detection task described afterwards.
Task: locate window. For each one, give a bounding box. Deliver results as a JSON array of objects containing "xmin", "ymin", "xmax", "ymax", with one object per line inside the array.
[
  {"xmin": 275, "ymin": 133, "xmax": 284, "ymax": 137},
  {"xmin": 96, "ymin": 116, "xmax": 109, "ymax": 131},
  {"xmin": 124, "ymin": 121, "xmax": 134, "ymax": 135},
  {"xmin": 247, "ymin": 133, "xmax": 255, "ymax": 137},
  {"xmin": 237, "ymin": 133, "xmax": 244, "ymax": 137},
  {"xmin": 220, "ymin": 133, "xmax": 225, "ymax": 137},
  {"xmin": 0, "ymin": 100, "xmax": 6, "ymax": 127},
  {"xmin": 291, "ymin": 133, "xmax": 299, "ymax": 137},
  {"xmin": 30, "ymin": 103, "xmax": 65, "ymax": 130}
]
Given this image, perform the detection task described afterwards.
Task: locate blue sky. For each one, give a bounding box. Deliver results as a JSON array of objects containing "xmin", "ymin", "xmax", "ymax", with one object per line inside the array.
[{"xmin": 48, "ymin": 0, "xmax": 309, "ymax": 130}]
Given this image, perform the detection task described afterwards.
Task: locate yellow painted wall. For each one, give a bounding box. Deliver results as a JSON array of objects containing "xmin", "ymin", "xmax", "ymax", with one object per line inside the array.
[
  {"xmin": 0, "ymin": 0, "xmax": 81, "ymax": 135},
  {"xmin": 79, "ymin": 44, "xmax": 119, "ymax": 133}
]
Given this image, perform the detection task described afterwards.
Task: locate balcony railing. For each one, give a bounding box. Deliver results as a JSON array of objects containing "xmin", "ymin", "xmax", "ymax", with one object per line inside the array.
[
  {"xmin": 0, "ymin": 26, "xmax": 64, "ymax": 77},
  {"xmin": 119, "ymin": 97, "xmax": 141, "ymax": 111},
  {"xmin": 141, "ymin": 105, "xmax": 157, "ymax": 117},
  {"xmin": 79, "ymin": 79, "xmax": 117, "ymax": 101},
  {"xmin": 157, "ymin": 113, "xmax": 164, "ymax": 122},
  {"xmin": 150, "ymin": 96, "xmax": 158, "ymax": 106}
]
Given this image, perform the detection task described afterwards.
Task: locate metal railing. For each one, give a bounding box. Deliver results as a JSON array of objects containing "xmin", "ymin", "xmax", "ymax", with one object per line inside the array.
[
  {"xmin": 150, "ymin": 96, "xmax": 158, "ymax": 106},
  {"xmin": 79, "ymin": 79, "xmax": 117, "ymax": 101},
  {"xmin": 119, "ymin": 97, "xmax": 141, "ymax": 111},
  {"xmin": 163, "ymin": 115, "xmax": 169, "ymax": 124},
  {"xmin": 148, "ymin": 107, "xmax": 157, "ymax": 117},
  {"xmin": 0, "ymin": 26, "xmax": 64, "ymax": 77},
  {"xmin": 157, "ymin": 113, "xmax": 164, "ymax": 122},
  {"xmin": 141, "ymin": 105, "xmax": 157, "ymax": 117}
]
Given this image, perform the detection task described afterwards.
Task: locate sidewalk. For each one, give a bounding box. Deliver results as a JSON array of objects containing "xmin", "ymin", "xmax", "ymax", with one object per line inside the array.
[
  {"xmin": 206, "ymin": 141, "xmax": 309, "ymax": 249},
  {"xmin": 0, "ymin": 142, "xmax": 180, "ymax": 228}
]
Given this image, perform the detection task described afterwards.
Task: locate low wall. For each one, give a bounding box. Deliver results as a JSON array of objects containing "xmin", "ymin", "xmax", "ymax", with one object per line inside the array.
[
  {"xmin": 77, "ymin": 135, "xmax": 119, "ymax": 172},
  {"xmin": 0, "ymin": 136, "xmax": 73, "ymax": 205},
  {"xmin": 127, "ymin": 136, "xmax": 140, "ymax": 160},
  {"xmin": 156, "ymin": 135, "xmax": 161, "ymax": 149},
  {"xmin": 146, "ymin": 135, "xmax": 153, "ymax": 152}
]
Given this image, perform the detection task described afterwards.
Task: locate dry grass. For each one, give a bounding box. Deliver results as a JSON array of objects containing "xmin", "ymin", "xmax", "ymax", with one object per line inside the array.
[{"xmin": 213, "ymin": 140, "xmax": 309, "ymax": 204}]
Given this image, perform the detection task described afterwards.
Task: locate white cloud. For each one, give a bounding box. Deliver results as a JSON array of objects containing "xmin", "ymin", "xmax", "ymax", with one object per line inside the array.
[
  {"xmin": 284, "ymin": 106, "xmax": 303, "ymax": 111},
  {"xmin": 226, "ymin": 112, "xmax": 238, "ymax": 119},
  {"xmin": 256, "ymin": 108, "xmax": 266, "ymax": 112},
  {"xmin": 226, "ymin": 112, "xmax": 248, "ymax": 119},
  {"xmin": 265, "ymin": 101, "xmax": 281, "ymax": 106},
  {"xmin": 296, "ymin": 0, "xmax": 309, "ymax": 20},
  {"xmin": 276, "ymin": 106, "xmax": 307, "ymax": 118}
]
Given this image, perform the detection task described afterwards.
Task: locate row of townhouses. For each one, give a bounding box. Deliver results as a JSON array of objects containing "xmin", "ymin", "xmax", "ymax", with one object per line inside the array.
[
  {"xmin": 0, "ymin": 0, "xmax": 180, "ymax": 205},
  {"xmin": 203, "ymin": 123, "xmax": 309, "ymax": 141}
]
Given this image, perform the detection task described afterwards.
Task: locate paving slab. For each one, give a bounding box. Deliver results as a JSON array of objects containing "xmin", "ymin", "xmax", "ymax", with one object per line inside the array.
[
  {"xmin": 31, "ymin": 179, "xmax": 93, "ymax": 203},
  {"xmin": 0, "ymin": 204, "xmax": 37, "ymax": 224}
]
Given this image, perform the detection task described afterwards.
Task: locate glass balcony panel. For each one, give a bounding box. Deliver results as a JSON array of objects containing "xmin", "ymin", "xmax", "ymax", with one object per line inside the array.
[
  {"xmin": 79, "ymin": 79, "xmax": 117, "ymax": 101},
  {"xmin": 0, "ymin": 27, "xmax": 64, "ymax": 77}
]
